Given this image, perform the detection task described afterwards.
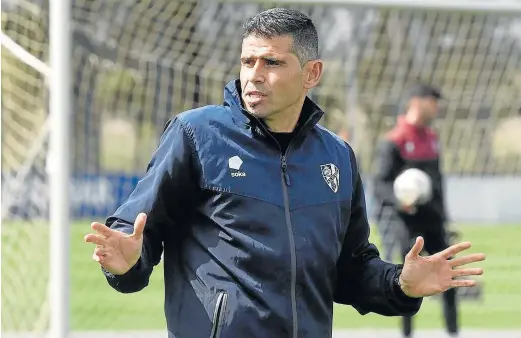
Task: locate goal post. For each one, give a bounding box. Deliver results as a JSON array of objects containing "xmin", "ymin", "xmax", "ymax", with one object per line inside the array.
[
  {"xmin": 2, "ymin": 0, "xmax": 521, "ymax": 336},
  {"xmin": 2, "ymin": 1, "xmax": 52, "ymax": 335},
  {"xmin": 2, "ymin": 0, "xmax": 72, "ymax": 336},
  {"xmin": 48, "ymin": 0, "xmax": 72, "ymax": 337}
]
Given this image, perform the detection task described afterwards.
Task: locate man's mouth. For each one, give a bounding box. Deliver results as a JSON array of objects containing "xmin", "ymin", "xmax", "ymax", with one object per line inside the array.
[
  {"xmin": 245, "ymin": 91, "xmax": 267, "ymax": 106},
  {"xmin": 246, "ymin": 91, "xmax": 267, "ymax": 98}
]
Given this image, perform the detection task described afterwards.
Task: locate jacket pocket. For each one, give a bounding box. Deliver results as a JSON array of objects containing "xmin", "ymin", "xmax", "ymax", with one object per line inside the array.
[{"xmin": 210, "ymin": 291, "xmax": 228, "ymax": 338}]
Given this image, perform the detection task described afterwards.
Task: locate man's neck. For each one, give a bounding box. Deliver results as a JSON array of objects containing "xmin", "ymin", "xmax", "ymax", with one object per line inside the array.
[
  {"xmin": 264, "ymin": 113, "xmax": 299, "ymax": 133},
  {"xmin": 264, "ymin": 98, "xmax": 306, "ymax": 133},
  {"xmin": 404, "ymin": 112, "xmax": 426, "ymax": 127}
]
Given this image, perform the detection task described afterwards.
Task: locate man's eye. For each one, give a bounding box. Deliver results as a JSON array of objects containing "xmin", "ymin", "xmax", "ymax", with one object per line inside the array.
[{"xmin": 266, "ymin": 60, "xmax": 279, "ymax": 66}]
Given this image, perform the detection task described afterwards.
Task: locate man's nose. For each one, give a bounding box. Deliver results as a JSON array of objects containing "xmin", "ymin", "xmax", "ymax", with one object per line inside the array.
[{"xmin": 248, "ymin": 61, "xmax": 265, "ymax": 84}]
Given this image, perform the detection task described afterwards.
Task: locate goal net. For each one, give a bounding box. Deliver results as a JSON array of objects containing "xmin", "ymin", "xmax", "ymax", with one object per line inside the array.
[
  {"xmin": 2, "ymin": 0, "xmax": 520, "ymax": 335},
  {"xmin": 2, "ymin": 0, "xmax": 52, "ymax": 335}
]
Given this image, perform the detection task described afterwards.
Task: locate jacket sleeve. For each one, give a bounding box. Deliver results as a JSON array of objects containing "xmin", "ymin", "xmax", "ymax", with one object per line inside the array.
[
  {"xmin": 333, "ymin": 146, "xmax": 422, "ymax": 316},
  {"xmin": 102, "ymin": 117, "xmax": 199, "ymax": 293},
  {"xmin": 373, "ymin": 139, "xmax": 403, "ymax": 206}
]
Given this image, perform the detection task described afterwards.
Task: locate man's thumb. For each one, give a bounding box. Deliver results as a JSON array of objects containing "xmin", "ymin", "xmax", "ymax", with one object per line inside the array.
[
  {"xmin": 132, "ymin": 213, "xmax": 147, "ymax": 237},
  {"xmin": 408, "ymin": 236, "xmax": 424, "ymax": 258}
]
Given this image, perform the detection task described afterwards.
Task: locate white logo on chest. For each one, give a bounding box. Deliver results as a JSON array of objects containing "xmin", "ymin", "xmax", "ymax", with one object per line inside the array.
[
  {"xmin": 320, "ymin": 163, "xmax": 340, "ymax": 193},
  {"xmin": 228, "ymin": 155, "xmax": 246, "ymax": 177}
]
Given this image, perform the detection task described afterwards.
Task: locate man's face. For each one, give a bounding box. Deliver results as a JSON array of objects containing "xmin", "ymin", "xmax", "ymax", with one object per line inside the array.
[
  {"xmin": 240, "ymin": 34, "xmax": 319, "ymax": 120},
  {"xmin": 415, "ymin": 97, "xmax": 439, "ymax": 124},
  {"xmin": 421, "ymin": 97, "xmax": 440, "ymax": 124}
]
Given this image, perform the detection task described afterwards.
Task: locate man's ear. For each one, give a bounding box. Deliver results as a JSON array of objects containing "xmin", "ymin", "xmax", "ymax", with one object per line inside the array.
[{"xmin": 303, "ymin": 60, "xmax": 323, "ymax": 90}]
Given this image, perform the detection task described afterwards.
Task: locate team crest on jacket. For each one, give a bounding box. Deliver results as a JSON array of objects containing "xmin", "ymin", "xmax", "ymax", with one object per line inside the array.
[{"xmin": 320, "ymin": 164, "xmax": 340, "ymax": 193}]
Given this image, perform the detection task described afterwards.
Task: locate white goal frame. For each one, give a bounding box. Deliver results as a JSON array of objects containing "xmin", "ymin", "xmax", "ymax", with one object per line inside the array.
[
  {"xmin": 225, "ymin": 0, "xmax": 521, "ymax": 13},
  {"xmin": 48, "ymin": 0, "xmax": 72, "ymax": 337}
]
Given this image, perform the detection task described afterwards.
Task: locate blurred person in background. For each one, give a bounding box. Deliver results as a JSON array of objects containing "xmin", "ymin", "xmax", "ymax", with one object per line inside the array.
[
  {"xmin": 85, "ymin": 10, "xmax": 484, "ymax": 338},
  {"xmin": 373, "ymin": 83, "xmax": 460, "ymax": 338},
  {"xmin": 338, "ymin": 126, "xmax": 349, "ymax": 142}
]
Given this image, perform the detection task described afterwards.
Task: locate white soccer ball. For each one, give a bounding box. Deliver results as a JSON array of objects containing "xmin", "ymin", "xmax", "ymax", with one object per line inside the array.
[{"xmin": 393, "ymin": 168, "xmax": 432, "ymax": 206}]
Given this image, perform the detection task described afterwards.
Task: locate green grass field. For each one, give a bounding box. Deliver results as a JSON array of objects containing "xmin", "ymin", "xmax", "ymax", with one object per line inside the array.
[{"xmin": 2, "ymin": 222, "xmax": 520, "ymax": 331}]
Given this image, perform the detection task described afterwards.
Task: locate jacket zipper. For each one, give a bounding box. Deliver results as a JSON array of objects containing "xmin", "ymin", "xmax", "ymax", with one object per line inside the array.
[
  {"xmin": 279, "ymin": 116, "xmax": 318, "ymax": 338},
  {"xmin": 210, "ymin": 291, "xmax": 228, "ymax": 338},
  {"xmin": 280, "ymin": 153, "xmax": 297, "ymax": 338},
  {"xmin": 249, "ymin": 111, "xmax": 318, "ymax": 338}
]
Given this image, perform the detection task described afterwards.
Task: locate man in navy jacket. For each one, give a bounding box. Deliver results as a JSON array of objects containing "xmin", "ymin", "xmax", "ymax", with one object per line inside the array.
[{"xmin": 85, "ymin": 8, "xmax": 485, "ymax": 338}]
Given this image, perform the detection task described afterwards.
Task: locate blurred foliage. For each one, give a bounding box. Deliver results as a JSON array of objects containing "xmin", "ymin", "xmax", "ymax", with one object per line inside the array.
[
  {"xmin": 96, "ymin": 67, "xmax": 142, "ymax": 102},
  {"xmin": 93, "ymin": 64, "xmax": 158, "ymax": 172},
  {"xmin": 94, "ymin": 66, "xmax": 146, "ymax": 117},
  {"xmin": 100, "ymin": 117, "xmax": 158, "ymax": 174}
]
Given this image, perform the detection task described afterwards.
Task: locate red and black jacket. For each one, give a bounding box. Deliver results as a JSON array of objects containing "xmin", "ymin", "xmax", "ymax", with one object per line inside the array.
[{"xmin": 373, "ymin": 115, "xmax": 447, "ymax": 226}]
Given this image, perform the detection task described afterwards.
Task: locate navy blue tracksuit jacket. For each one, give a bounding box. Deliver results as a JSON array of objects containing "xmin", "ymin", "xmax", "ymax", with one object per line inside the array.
[{"xmin": 102, "ymin": 79, "xmax": 422, "ymax": 338}]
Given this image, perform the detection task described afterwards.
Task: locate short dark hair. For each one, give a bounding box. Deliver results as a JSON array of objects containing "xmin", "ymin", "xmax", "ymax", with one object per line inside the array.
[
  {"xmin": 242, "ymin": 8, "xmax": 319, "ymax": 65},
  {"xmin": 407, "ymin": 83, "xmax": 443, "ymax": 101}
]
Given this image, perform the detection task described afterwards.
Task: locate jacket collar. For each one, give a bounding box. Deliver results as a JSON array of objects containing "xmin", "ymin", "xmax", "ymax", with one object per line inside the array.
[{"xmin": 223, "ymin": 79, "xmax": 324, "ymax": 137}]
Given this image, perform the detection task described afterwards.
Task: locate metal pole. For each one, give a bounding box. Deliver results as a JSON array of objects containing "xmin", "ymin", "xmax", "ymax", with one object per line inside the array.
[{"xmin": 49, "ymin": 0, "xmax": 71, "ymax": 336}]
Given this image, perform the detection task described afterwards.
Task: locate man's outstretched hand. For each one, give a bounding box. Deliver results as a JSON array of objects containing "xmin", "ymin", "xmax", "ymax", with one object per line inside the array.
[
  {"xmin": 399, "ymin": 236, "xmax": 486, "ymax": 298},
  {"xmin": 84, "ymin": 213, "xmax": 147, "ymax": 275}
]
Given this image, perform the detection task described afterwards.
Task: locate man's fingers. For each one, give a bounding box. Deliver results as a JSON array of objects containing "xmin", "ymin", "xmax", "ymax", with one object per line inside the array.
[
  {"xmin": 407, "ymin": 236, "xmax": 424, "ymax": 258},
  {"xmin": 92, "ymin": 252, "xmax": 111, "ymax": 263},
  {"xmin": 449, "ymin": 279, "xmax": 477, "ymax": 288},
  {"xmin": 94, "ymin": 246, "xmax": 110, "ymax": 257},
  {"xmin": 450, "ymin": 253, "xmax": 486, "ymax": 267},
  {"xmin": 84, "ymin": 233, "xmax": 108, "ymax": 247},
  {"xmin": 452, "ymin": 267, "xmax": 483, "ymax": 278},
  {"xmin": 132, "ymin": 213, "xmax": 147, "ymax": 237},
  {"xmin": 440, "ymin": 241, "xmax": 472, "ymax": 259},
  {"xmin": 92, "ymin": 252, "xmax": 102, "ymax": 262},
  {"xmin": 91, "ymin": 222, "xmax": 115, "ymax": 238}
]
